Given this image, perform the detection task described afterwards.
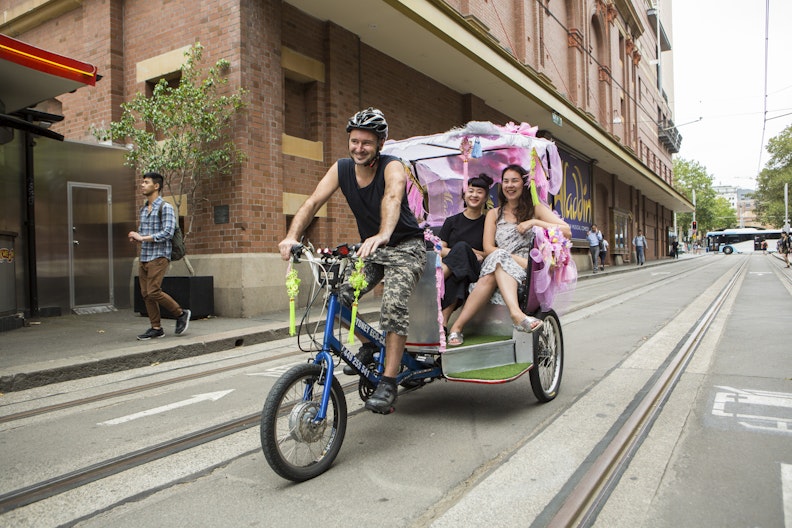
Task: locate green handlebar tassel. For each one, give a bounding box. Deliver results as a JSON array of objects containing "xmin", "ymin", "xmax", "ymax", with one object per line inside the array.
[
  {"xmin": 530, "ymin": 178, "xmax": 539, "ymax": 207},
  {"xmin": 529, "ymin": 147, "xmax": 540, "ymax": 206},
  {"xmin": 285, "ymin": 268, "xmax": 301, "ymax": 336},
  {"xmin": 347, "ymin": 258, "xmax": 368, "ymax": 343}
]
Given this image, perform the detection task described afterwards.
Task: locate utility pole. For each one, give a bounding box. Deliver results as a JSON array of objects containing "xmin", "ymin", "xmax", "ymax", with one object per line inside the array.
[{"xmin": 785, "ymin": 182, "xmax": 790, "ymax": 234}]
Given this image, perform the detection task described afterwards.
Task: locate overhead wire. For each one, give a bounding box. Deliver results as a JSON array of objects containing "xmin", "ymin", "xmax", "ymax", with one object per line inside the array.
[{"xmin": 757, "ymin": 0, "xmax": 771, "ymax": 177}]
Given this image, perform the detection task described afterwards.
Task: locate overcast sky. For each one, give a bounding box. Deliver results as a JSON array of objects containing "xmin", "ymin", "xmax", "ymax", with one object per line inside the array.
[{"xmin": 671, "ymin": 0, "xmax": 792, "ymax": 190}]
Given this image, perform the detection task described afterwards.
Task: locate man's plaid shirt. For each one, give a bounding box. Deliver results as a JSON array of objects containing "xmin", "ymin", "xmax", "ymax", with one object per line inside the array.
[{"xmin": 139, "ymin": 197, "xmax": 176, "ymax": 263}]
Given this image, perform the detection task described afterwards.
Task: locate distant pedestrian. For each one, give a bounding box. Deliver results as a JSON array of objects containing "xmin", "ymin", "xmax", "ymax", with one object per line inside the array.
[
  {"xmin": 587, "ymin": 224, "xmax": 603, "ymax": 273},
  {"xmin": 128, "ymin": 172, "xmax": 191, "ymax": 341},
  {"xmin": 633, "ymin": 230, "xmax": 647, "ymax": 265},
  {"xmin": 779, "ymin": 232, "xmax": 790, "ymax": 268},
  {"xmin": 761, "ymin": 239, "xmax": 768, "ymax": 255},
  {"xmin": 671, "ymin": 239, "xmax": 679, "ymax": 259},
  {"xmin": 599, "ymin": 238, "xmax": 609, "ymax": 270}
]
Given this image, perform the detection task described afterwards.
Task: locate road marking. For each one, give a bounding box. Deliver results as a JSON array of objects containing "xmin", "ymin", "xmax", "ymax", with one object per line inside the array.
[
  {"xmin": 246, "ymin": 363, "xmax": 347, "ymax": 378},
  {"xmin": 749, "ymin": 272, "xmax": 771, "ymax": 276},
  {"xmin": 650, "ymin": 272, "xmax": 670, "ymax": 276},
  {"xmin": 246, "ymin": 363, "xmax": 304, "ymax": 377},
  {"xmin": 783, "ymin": 464, "xmax": 792, "ymax": 528},
  {"xmin": 98, "ymin": 390, "xmax": 234, "ymax": 425},
  {"xmin": 711, "ymin": 386, "xmax": 792, "ymax": 434}
]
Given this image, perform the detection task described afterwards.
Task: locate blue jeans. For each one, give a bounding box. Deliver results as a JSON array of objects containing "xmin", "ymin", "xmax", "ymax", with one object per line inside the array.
[{"xmin": 636, "ymin": 247, "xmax": 645, "ymax": 265}]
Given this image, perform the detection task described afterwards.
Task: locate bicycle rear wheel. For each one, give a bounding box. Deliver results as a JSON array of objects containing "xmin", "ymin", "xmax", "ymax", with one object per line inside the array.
[{"xmin": 260, "ymin": 363, "xmax": 347, "ymax": 481}]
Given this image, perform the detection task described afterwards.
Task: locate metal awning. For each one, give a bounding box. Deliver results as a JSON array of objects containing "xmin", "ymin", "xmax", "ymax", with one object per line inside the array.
[{"xmin": 0, "ymin": 33, "xmax": 97, "ymax": 114}]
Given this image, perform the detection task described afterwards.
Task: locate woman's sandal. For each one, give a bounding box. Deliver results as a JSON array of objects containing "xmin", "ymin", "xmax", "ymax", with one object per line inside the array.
[
  {"xmin": 447, "ymin": 332, "xmax": 464, "ymax": 346},
  {"xmin": 513, "ymin": 316, "xmax": 543, "ymax": 334}
]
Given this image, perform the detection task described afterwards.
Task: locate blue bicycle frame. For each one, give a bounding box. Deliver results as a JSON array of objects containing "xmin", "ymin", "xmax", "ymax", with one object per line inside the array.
[{"xmin": 308, "ymin": 289, "xmax": 442, "ymax": 422}]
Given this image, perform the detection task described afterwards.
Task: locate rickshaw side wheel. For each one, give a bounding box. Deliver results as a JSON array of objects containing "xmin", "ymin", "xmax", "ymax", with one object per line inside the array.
[{"xmin": 529, "ymin": 310, "xmax": 564, "ymax": 402}]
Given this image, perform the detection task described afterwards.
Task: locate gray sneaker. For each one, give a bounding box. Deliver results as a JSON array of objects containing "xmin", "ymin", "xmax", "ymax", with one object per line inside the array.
[
  {"xmin": 137, "ymin": 327, "xmax": 165, "ymax": 340},
  {"xmin": 175, "ymin": 309, "xmax": 191, "ymax": 335},
  {"xmin": 364, "ymin": 380, "xmax": 397, "ymax": 414}
]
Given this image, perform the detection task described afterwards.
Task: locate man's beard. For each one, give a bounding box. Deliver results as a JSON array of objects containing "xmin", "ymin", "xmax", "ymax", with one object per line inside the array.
[{"xmin": 352, "ymin": 151, "xmax": 379, "ymax": 167}]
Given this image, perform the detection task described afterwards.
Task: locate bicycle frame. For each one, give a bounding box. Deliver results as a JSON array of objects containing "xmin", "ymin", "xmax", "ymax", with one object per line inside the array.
[{"xmin": 308, "ymin": 287, "xmax": 442, "ymax": 423}]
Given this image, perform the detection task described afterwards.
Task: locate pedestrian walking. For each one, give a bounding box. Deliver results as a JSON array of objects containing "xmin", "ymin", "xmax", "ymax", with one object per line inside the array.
[
  {"xmin": 778, "ymin": 232, "xmax": 790, "ymax": 268},
  {"xmin": 128, "ymin": 172, "xmax": 191, "ymax": 340},
  {"xmin": 633, "ymin": 229, "xmax": 647, "ymax": 265},
  {"xmin": 599, "ymin": 238, "xmax": 609, "ymax": 270},
  {"xmin": 587, "ymin": 225, "xmax": 603, "ymax": 273}
]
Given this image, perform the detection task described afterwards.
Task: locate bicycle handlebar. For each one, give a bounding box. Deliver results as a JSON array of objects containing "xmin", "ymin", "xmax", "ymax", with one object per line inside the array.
[
  {"xmin": 290, "ymin": 242, "xmax": 362, "ymax": 289},
  {"xmin": 290, "ymin": 242, "xmax": 362, "ymax": 264}
]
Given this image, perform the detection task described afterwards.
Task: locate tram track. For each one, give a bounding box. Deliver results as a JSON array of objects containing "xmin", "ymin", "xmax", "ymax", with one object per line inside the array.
[
  {"xmin": 546, "ymin": 257, "xmax": 750, "ymax": 527},
  {"xmin": 0, "ymin": 257, "xmax": 741, "ymax": 518},
  {"xmin": 0, "ymin": 349, "xmax": 304, "ymax": 425},
  {"xmin": 0, "ymin": 378, "xmax": 364, "ymax": 514},
  {"xmin": 0, "ymin": 258, "xmax": 715, "ymax": 426}
]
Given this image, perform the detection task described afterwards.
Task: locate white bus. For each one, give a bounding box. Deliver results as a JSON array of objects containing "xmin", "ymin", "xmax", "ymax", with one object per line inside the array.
[{"xmin": 705, "ymin": 228, "xmax": 783, "ymax": 254}]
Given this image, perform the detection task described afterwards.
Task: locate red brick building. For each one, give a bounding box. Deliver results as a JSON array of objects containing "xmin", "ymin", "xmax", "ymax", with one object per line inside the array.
[{"xmin": 1, "ymin": 0, "xmax": 691, "ymax": 317}]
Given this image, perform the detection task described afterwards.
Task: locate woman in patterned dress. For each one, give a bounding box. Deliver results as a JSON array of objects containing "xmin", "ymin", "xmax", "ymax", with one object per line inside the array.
[{"xmin": 446, "ymin": 164, "xmax": 572, "ymax": 346}]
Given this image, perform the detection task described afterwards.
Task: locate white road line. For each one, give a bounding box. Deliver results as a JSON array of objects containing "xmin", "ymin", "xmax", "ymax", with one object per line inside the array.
[
  {"xmin": 783, "ymin": 463, "xmax": 792, "ymax": 528},
  {"xmin": 98, "ymin": 390, "xmax": 234, "ymax": 425}
]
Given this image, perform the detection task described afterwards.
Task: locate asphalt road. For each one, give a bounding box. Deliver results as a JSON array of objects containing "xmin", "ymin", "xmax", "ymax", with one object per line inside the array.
[{"xmin": 1, "ymin": 254, "xmax": 790, "ymax": 527}]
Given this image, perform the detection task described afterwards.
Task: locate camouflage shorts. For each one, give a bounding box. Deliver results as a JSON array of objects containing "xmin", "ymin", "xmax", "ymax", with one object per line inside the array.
[{"xmin": 340, "ymin": 237, "xmax": 426, "ymax": 336}]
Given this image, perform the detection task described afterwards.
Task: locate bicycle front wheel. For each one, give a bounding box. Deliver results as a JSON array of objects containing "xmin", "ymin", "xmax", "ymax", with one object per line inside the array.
[{"xmin": 260, "ymin": 363, "xmax": 347, "ymax": 481}]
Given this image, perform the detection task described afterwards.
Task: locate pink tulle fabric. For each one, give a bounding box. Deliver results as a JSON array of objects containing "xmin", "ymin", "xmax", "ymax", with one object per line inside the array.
[
  {"xmin": 406, "ymin": 176, "xmax": 426, "ymax": 222},
  {"xmin": 529, "ymin": 225, "xmax": 577, "ymax": 314}
]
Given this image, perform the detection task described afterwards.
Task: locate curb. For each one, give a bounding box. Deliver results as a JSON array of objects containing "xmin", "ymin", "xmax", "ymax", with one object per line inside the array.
[{"xmin": 0, "ymin": 309, "xmax": 380, "ymax": 393}]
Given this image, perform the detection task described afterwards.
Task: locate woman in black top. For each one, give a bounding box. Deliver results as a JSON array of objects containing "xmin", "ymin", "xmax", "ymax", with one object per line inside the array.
[{"xmin": 438, "ymin": 174, "xmax": 493, "ymax": 327}]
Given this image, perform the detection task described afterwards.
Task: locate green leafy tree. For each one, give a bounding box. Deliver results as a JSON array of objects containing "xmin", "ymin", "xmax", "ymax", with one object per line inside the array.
[
  {"xmin": 94, "ymin": 43, "xmax": 246, "ymax": 245},
  {"xmin": 672, "ymin": 157, "xmax": 735, "ymax": 236},
  {"xmin": 753, "ymin": 124, "xmax": 792, "ymax": 228},
  {"xmin": 710, "ymin": 196, "xmax": 738, "ymax": 229}
]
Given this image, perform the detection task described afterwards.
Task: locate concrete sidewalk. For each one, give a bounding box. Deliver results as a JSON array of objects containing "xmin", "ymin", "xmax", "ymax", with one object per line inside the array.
[
  {"xmin": 0, "ymin": 254, "xmax": 702, "ymax": 393},
  {"xmin": 0, "ymin": 295, "xmax": 381, "ymax": 393}
]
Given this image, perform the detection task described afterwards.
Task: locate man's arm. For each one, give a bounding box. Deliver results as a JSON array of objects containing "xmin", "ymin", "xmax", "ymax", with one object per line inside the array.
[
  {"xmin": 278, "ymin": 162, "xmax": 340, "ymax": 260},
  {"xmin": 128, "ymin": 202, "xmax": 175, "ymax": 244},
  {"xmin": 154, "ymin": 203, "xmax": 177, "ymax": 242},
  {"xmin": 357, "ymin": 160, "xmax": 406, "ymax": 258}
]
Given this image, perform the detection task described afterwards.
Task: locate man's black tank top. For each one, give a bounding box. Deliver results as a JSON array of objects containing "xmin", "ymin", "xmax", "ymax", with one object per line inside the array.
[{"xmin": 337, "ymin": 155, "xmax": 422, "ymax": 246}]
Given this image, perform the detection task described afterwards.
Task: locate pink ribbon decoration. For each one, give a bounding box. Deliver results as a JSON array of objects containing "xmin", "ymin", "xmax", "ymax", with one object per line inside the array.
[
  {"xmin": 424, "ymin": 229, "xmax": 446, "ymax": 352},
  {"xmin": 498, "ymin": 121, "xmax": 539, "ymax": 137}
]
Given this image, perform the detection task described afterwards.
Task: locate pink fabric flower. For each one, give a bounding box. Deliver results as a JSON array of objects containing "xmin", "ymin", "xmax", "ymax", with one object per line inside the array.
[{"xmin": 529, "ymin": 226, "xmax": 578, "ymax": 313}]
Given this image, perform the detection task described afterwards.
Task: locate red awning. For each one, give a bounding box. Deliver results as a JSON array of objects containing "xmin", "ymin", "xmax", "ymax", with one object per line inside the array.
[{"xmin": 0, "ymin": 33, "xmax": 98, "ymax": 114}]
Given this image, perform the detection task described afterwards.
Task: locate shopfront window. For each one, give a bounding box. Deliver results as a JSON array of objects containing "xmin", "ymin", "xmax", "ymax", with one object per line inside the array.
[{"xmin": 611, "ymin": 209, "xmax": 630, "ymax": 256}]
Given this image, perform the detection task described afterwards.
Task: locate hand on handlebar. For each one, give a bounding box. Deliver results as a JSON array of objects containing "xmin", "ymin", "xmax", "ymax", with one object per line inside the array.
[{"xmin": 278, "ymin": 238, "xmax": 300, "ymax": 261}]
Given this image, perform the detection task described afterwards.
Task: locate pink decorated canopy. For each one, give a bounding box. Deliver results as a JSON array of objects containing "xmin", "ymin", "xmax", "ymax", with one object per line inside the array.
[
  {"xmin": 382, "ymin": 121, "xmax": 562, "ymax": 227},
  {"xmin": 384, "ymin": 121, "xmax": 576, "ymax": 316}
]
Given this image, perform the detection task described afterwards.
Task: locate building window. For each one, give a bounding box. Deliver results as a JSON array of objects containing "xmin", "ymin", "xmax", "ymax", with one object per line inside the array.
[{"xmin": 611, "ymin": 208, "xmax": 631, "ymax": 257}]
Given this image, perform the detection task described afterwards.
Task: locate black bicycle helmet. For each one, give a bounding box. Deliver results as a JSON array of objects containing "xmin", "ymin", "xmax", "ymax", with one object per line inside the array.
[{"xmin": 346, "ymin": 107, "xmax": 388, "ymax": 140}]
